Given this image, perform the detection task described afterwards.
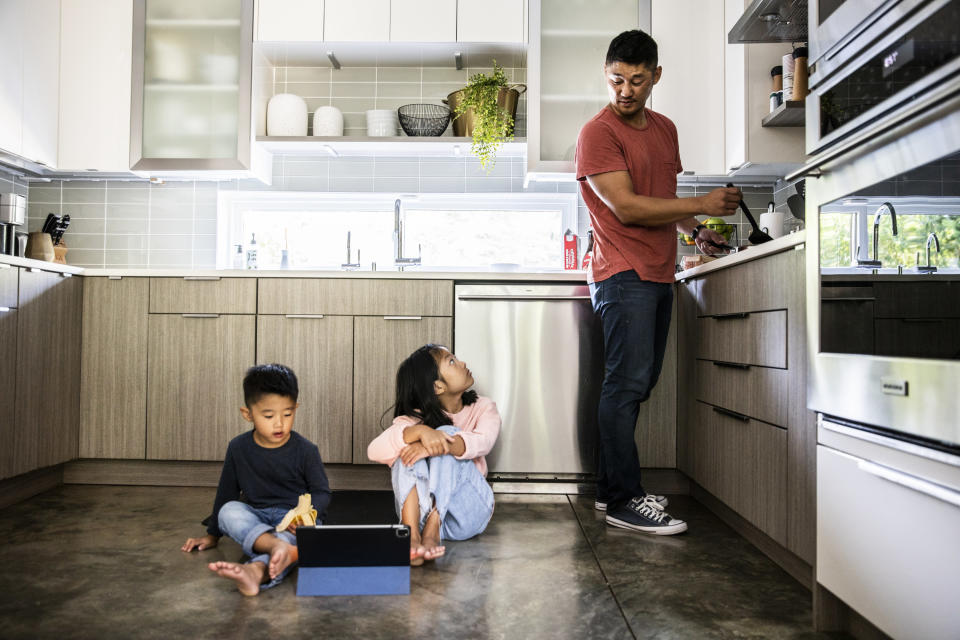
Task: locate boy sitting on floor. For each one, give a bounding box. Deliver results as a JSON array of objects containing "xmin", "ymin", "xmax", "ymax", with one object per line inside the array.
[{"xmin": 181, "ymin": 363, "xmax": 331, "ymax": 595}]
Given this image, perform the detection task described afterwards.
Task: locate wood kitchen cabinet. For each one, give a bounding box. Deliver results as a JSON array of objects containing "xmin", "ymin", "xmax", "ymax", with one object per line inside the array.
[
  {"xmin": 0, "ymin": 289, "xmax": 17, "ymax": 480},
  {"xmin": 79, "ymin": 278, "xmax": 149, "ymax": 459},
  {"xmin": 353, "ymin": 315, "xmax": 452, "ymax": 463},
  {"xmin": 12, "ymin": 269, "xmax": 82, "ymax": 476},
  {"xmin": 256, "ymin": 314, "xmax": 354, "ymax": 463},
  {"xmin": 146, "ymin": 314, "xmax": 255, "ymax": 461},
  {"xmin": 678, "ymin": 242, "xmax": 815, "ymax": 567}
]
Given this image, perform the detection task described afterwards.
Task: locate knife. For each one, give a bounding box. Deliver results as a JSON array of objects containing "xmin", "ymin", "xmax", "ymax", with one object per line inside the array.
[
  {"xmin": 53, "ymin": 215, "xmax": 70, "ymax": 246},
  {"xmin": 42, "ymin": 213, "xmax": 57, "ymax": 234}
]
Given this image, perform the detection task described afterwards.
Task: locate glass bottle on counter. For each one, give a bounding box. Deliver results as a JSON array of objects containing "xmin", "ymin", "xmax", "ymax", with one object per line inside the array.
[
  {"xmin": 245, "ymin": 233, "xmax": 257, "ymax": 269},
  {"xmin": 231, "ymin": 243, "xmax": 243, "ymax": 269}
]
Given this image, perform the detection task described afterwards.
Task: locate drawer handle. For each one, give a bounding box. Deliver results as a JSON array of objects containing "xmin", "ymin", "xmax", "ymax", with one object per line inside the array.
[
  {"xmin": 0, "ymin": 306, "xmax": 10, "ymax": 313},
  {"xmin": 457, "ymin": 295, "xmax": 592, "ymax": 301},
  {"xmin": 821, "ymin": 297, "xmax": 875, "ymax": 302},
  {"xmin": 108, "ymin": 276, "xmax": 123, "ymax": 280},
  {"xmin": 899, "ymin": 318, "xmax": 945, "ymax": 323},
  {"xmin": 383, "ymin": 316, "xmax": 422, "ymax": 320},
  {"xmin": 285, "ymin": 314, "xmax": 325, "ymax": 319},
  {"xmin": 858, "ymin": 459, "xmax": 960, "ymax": 509},
  {"xmin": 712, "ymin": 406, "xmax": 750, "ymax": 422},
  {"xmin": 712, "ymin": 312, "xmax": 749, "ymax": 320},
  {"xmin": 181, "ymin": 314, "xmax": 219, "ymax": 319},
  {"xmin": 712, "ymin": 361, "xmax": 751, "ymax": 370},
  {"xmin": 183, "ymin": 276, "xmax": 221, "ymax": 281}
]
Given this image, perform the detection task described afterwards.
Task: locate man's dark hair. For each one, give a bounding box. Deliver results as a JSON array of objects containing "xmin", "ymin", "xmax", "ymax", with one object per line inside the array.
[
  {"xmin": 243, "ymin": 363, "xmax": 299, "ymax": 406},
  {"xmin": 605, "ymin": 30, "xmax": 658, "ymax": 69}
]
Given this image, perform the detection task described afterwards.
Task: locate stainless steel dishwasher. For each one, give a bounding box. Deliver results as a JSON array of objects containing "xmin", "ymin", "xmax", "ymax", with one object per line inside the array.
[{"xmin": 454, "ymin": 283, "xmax": 603, "ymax": 478}]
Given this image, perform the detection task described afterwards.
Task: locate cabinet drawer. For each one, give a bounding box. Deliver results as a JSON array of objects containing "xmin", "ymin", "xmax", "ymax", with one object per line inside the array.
[
  {"xmin": 258, "ymin": 278, "xmax": 453, "ymax": 316},
  {"xmin": 691, "ymin": 401, "xmax": 786, "ymax": 544},
  {"xmin": 698, "ymin": 248, "xmax": 802, "ymax": 316},
  {"xmin": 0, "ymin": 265, "xmax": 17, "ymax": 308},
  {"xmin": 694, "ymin": 359, "xmax": 788, "ymax": 427},
  {"xmin": 149, "ymin": 278, "xmax": 256, "ymax": 314},
  {"xmin": 696, "ymin": 310, "xmax": 787, "ymax": 368}
]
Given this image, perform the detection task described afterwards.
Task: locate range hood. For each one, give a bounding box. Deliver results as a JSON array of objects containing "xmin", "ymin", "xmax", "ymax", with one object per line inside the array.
[{"xmin": 728, "ymin": 0, "xmax": 807, "ymax": 44}]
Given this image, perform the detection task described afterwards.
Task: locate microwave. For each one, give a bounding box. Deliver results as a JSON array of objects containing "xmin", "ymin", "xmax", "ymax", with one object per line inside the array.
[{"xmin": 806, "ymin": 0, "xmax": 960, "ymax": 155}]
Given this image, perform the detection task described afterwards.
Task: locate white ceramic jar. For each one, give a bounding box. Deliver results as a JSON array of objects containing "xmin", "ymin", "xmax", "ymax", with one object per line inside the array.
[
  {"xmin": 267, "ymin": 93, "xmax": 308, "ymax": 136},
  {"xmin": 312, "ymin": 106, "xmax": 344, "ymax": 136},
  {"xmin": 366, "ymin": 109, "xmax": 398, "ymax": 137}
]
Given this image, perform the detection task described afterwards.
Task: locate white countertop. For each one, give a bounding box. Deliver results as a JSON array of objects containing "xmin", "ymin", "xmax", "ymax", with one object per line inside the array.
[
  {"xmin": 0, "ymin": 254, "xmax": 84, "ymax": 275},
  {"xmin": 674, "ymin": 230, "xmax": 806, "ymax": 281}
]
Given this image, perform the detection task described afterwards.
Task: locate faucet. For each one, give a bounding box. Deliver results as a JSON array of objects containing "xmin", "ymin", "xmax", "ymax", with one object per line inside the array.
[
  {"xmin": 393, "ymin": 198, "xmax": 421, "ymax": 270},
  {"xmin": 857, "ymin": 202, "xmax": 898, "ymax": 268},
  {"xmin": 917, "ymin": 231, "xmax": 940, "ymax": 273},
  {"xmin": 341, "ymin": 231, "xmax": 360, "ymax": 270}
]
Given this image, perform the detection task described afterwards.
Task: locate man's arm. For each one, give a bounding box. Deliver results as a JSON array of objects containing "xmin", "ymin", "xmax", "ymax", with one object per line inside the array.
[{"xmin": 586, "ymin": 171, "xmax": 740, "ymax": 226}]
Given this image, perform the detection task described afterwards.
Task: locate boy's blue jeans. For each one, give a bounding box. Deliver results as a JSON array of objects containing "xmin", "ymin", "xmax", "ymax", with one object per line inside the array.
[
  {"xmin": 217, "ymin": 501, "xmax": 304, "ymax": 590},
  {"xmin": 391, "ymin": 426, "xmax": 495, "ymax": 541},
  {"xmin": 589, "ymin": 270, "xmax": 674, "ymax": 513}
]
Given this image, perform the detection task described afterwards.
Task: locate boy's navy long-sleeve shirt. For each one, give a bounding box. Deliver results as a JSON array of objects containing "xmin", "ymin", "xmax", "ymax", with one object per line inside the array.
[{"xmin": 206, "ymin": 430, "xmax": 331, "ymax": 537}]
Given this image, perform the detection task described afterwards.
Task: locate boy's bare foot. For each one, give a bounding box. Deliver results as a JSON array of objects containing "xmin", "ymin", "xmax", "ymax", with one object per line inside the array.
[
  {"xmin": 208, "ymin": 561, "xmax": 263, "ymax": 596},
  {"xmin": 421, "ymin": 508, "xmax": 445, "ymax": 561},
  {"xmin": 267, "ymin": 540, "xmax": 296, "ymax": 579}
]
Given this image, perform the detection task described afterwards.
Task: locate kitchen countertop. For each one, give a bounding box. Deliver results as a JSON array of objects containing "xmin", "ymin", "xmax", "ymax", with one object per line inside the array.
[
  {"xmin": 0, "ymin": 254, "xmax": 84, "ymax": 276},
  {"xmin": 674, "ymin": 230, "xmax": 806, "ymax": 280}
]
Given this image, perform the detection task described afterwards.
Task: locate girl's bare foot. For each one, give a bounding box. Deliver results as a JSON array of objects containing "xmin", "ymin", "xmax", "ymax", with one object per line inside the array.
[
  {"xmin": 421, "ymin": 508, "xmax": 445, "ymax": 561},
  {"xmin": 409, "ymin": 528, "xmax": 425, "ymax": 566},
  {"xmin": 208, "ymin": 561, "xmax": 264, "ymax": 596},
  {"xmin": 267, "ymin": 540, "xmax": 296, "ymax": 580}
]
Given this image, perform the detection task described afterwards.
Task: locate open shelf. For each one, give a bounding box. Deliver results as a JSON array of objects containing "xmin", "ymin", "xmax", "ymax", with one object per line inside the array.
[{"xmin": 762, "ymin": 100, "xmax": 805, "ymax": 127}]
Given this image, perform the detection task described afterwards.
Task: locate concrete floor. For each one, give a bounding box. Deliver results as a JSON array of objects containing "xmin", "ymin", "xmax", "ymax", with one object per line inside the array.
[{"xmin": 0, "ymin": 486, "xmax": 842, "ymax": 639}]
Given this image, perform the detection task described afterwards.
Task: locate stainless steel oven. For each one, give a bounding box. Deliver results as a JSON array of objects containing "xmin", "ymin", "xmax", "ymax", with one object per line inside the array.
[
  {"xmin": 806, "ymin": 0, "xmax": 960, "ymax": 155},
  {"xmin": 798, "ymin": 0, "xmax": 960, "ymax": 452}
]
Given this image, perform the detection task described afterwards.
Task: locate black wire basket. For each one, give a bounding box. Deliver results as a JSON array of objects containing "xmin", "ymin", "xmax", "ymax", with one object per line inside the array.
[{"xmin": 397, "ymin": 104, "xmax": 451, "ymax": 137}]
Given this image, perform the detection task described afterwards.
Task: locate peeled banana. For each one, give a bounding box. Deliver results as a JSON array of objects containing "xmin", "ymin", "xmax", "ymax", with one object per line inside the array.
[{"xmin": 276, "ymin": 493, "xmax": 317, "ymax": 531}]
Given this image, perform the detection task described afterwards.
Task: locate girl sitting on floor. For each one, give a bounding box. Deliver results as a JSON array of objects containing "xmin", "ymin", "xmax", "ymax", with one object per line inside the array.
[{"xmin": 367, "ymin": 344, "xmax": 501, "ymax": 566}]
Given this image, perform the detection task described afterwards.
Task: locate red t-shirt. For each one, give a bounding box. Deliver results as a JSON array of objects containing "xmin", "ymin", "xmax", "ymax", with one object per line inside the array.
[{"xmin": 576, "ymin": 106, "xmax": 682, "ymax": 284}]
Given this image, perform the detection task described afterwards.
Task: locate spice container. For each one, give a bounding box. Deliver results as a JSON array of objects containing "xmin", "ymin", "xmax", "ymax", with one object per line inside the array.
[
  {"xmin": 792, "ymin": 46, "xmax": 809, "ymax": 101},
  {"xmin": 770, "ymin": 91, "xmax": 783, "ymax": 113},
  {"xmin": 771, "ymin": 65, "xmax": 783, "ymax": 92},
  {"xmin": 781, "ymin": 52, "xmax": 795, "ymax": 104}
]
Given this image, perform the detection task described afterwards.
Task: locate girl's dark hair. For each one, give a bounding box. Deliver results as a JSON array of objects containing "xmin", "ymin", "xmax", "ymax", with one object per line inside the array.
[
  {"xmin": 392, "ymin": 344, "xmax": 477, "ymax": 428},
  {"xmin": 605, "ymin": 29, "xmax": 658, "ymax": 69},
  {"xmin": 243, "ymin": 363, "xmax": 299, "ymax": 407}
]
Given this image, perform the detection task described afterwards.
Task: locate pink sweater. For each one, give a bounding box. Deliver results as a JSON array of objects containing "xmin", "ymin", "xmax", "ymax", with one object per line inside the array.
[{"xmin": 366, "ymin": 396, "xmax": 501, "ymax": 477}]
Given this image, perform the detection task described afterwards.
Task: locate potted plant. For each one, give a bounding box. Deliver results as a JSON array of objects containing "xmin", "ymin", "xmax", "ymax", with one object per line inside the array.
[{"xmin": 448, "ymin": 61, "xmax": 525, "ymax": 171}]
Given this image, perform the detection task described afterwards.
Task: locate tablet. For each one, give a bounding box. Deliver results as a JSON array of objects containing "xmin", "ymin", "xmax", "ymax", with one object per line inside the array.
[{"xmin": 296, "ymin": 524, "xmax": 411, "ymax": 596}]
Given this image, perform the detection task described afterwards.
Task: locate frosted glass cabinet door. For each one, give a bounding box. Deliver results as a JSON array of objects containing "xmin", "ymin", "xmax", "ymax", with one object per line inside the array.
[
  {"xmin": 131, "ymin": 0, "xmax": 255, "ymax": 169},
  {"xmin": 528, "ymin": 0, "xmax": 644, "ymax": 174}
]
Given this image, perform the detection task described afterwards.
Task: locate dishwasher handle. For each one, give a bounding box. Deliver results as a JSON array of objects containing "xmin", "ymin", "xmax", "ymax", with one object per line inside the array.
[{"xmin": 457, "ymin": 294, "xmax": 592, "ymax": 302}]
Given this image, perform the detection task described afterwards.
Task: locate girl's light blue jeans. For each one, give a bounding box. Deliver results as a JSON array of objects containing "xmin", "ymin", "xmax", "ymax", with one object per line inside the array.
[
  {"xmin": 391, "ymin": 425, "xmax": 495, "ymax": 541},
  {"xmin": 217, "ymin": 501, "xmax": 304, "ymax": 590}
]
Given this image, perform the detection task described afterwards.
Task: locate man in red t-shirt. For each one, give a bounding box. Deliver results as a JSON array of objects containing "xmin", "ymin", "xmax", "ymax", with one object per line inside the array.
[{"xmin": 576, "ymin": 30, "xmax": 739, "ymax": 536}]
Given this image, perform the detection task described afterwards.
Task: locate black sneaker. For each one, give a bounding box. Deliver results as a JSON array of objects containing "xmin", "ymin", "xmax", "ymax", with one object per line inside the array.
[
  {"xmin": 605, "ymin": 496, "xmax": 687, "ymax": 535},
  {"xmin": 595, "ymin": 494, "xmax": 668, "ymax": 511}
]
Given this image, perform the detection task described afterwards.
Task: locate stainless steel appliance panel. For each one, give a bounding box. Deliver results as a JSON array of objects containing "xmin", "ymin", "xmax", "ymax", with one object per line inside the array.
[{"xmin": 454, "ymin": 284, "xmax": 603, "ymax": 475}]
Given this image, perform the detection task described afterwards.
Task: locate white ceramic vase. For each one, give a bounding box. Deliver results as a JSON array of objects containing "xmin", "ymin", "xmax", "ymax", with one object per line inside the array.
[
  {"xmin": 366, "ymin": 109, "xmax": 398, "ymax": 137},
  {"xmin": 267, "ymin": 93, "xmax": 308, "ymax": 136},
  {"xmin": 312, "ymin": 106, "xmax": 344, "ymax": 136}
]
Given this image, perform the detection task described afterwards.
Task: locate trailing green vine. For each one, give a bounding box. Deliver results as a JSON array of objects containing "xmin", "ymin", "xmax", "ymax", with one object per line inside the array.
[{"xmin": 454, "ymin": 61, "xmax": 515, "ymax": 172}]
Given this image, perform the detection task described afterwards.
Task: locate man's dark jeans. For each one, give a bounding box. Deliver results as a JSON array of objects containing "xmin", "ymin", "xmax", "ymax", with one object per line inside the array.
[{"xmin": 589, "ymin": 270, "xmax": 673, "ymax": 513}]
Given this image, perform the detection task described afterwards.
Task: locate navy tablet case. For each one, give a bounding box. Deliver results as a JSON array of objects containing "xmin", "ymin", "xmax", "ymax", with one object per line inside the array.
[{"xmin": 296, "ymin": 524, "xmax": 411, "ymax": 596}]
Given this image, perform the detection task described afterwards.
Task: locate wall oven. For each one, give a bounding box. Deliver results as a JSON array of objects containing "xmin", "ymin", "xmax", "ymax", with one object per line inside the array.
[
  {"xmin": 799, "ymin": 1, "xmax": 960, "ymax": 634},
  {"xmin": 806, "ymin": 0, "xmax": 960, "ymax": 155}
]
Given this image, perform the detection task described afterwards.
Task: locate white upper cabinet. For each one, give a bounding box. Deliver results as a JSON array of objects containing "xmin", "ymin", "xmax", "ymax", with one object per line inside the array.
[
  {"xmin": 324, "ymin": 0, "xmax": 390, "ymax": 41},
  {"xmin": 256, "ymin": 0, "xmax": 324, "ymax": 41},
  {"xmin": 59, "ymin": 0, "xmax": 133, "ymax": 172},
  {"xmin": 457, "ymin": 0, "xmax": 525, "ymax": 43},
  {"xmin": 651, "ymin": 0, "xmax": 726, "ymax": 175},
  {"xmin": 0, "ymin": 0, "xmax": 59, "ymax": 168},
  {"xmin": 0, "ymin": 0, "xmax": 25, "ymax": 158},
  {"xmin": 391, "ymin": 0, "xmax": 455, "ymax": 42},
  {"xmin": 22, "ymin": 0, "xmax": 60, "ymax": 168}
]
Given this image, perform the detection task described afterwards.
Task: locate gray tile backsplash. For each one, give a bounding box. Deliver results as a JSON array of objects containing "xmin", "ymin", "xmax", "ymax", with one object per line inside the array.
[{"xmin": 19, "ymin": 155, "xmax": 776, "ymax": 270}]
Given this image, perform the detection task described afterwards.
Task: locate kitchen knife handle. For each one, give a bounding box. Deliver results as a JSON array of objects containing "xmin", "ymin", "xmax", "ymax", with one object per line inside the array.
[
  {"xmin": 712, "ymin": 406, "xmax": 750, "ymax": 422},
  {"xmin": 712, "ymin": 360, "xmax": 751, "ymax": 370}
]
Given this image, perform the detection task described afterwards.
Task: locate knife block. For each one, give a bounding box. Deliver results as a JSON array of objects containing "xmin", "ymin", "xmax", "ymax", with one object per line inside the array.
[
  {"xmin": 53, "ymin": 243, "xmax": 68, "ymax": 265},
  {"xmin": 25, "ymin": 232, "xmax": 55, "ymax": 262}
]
